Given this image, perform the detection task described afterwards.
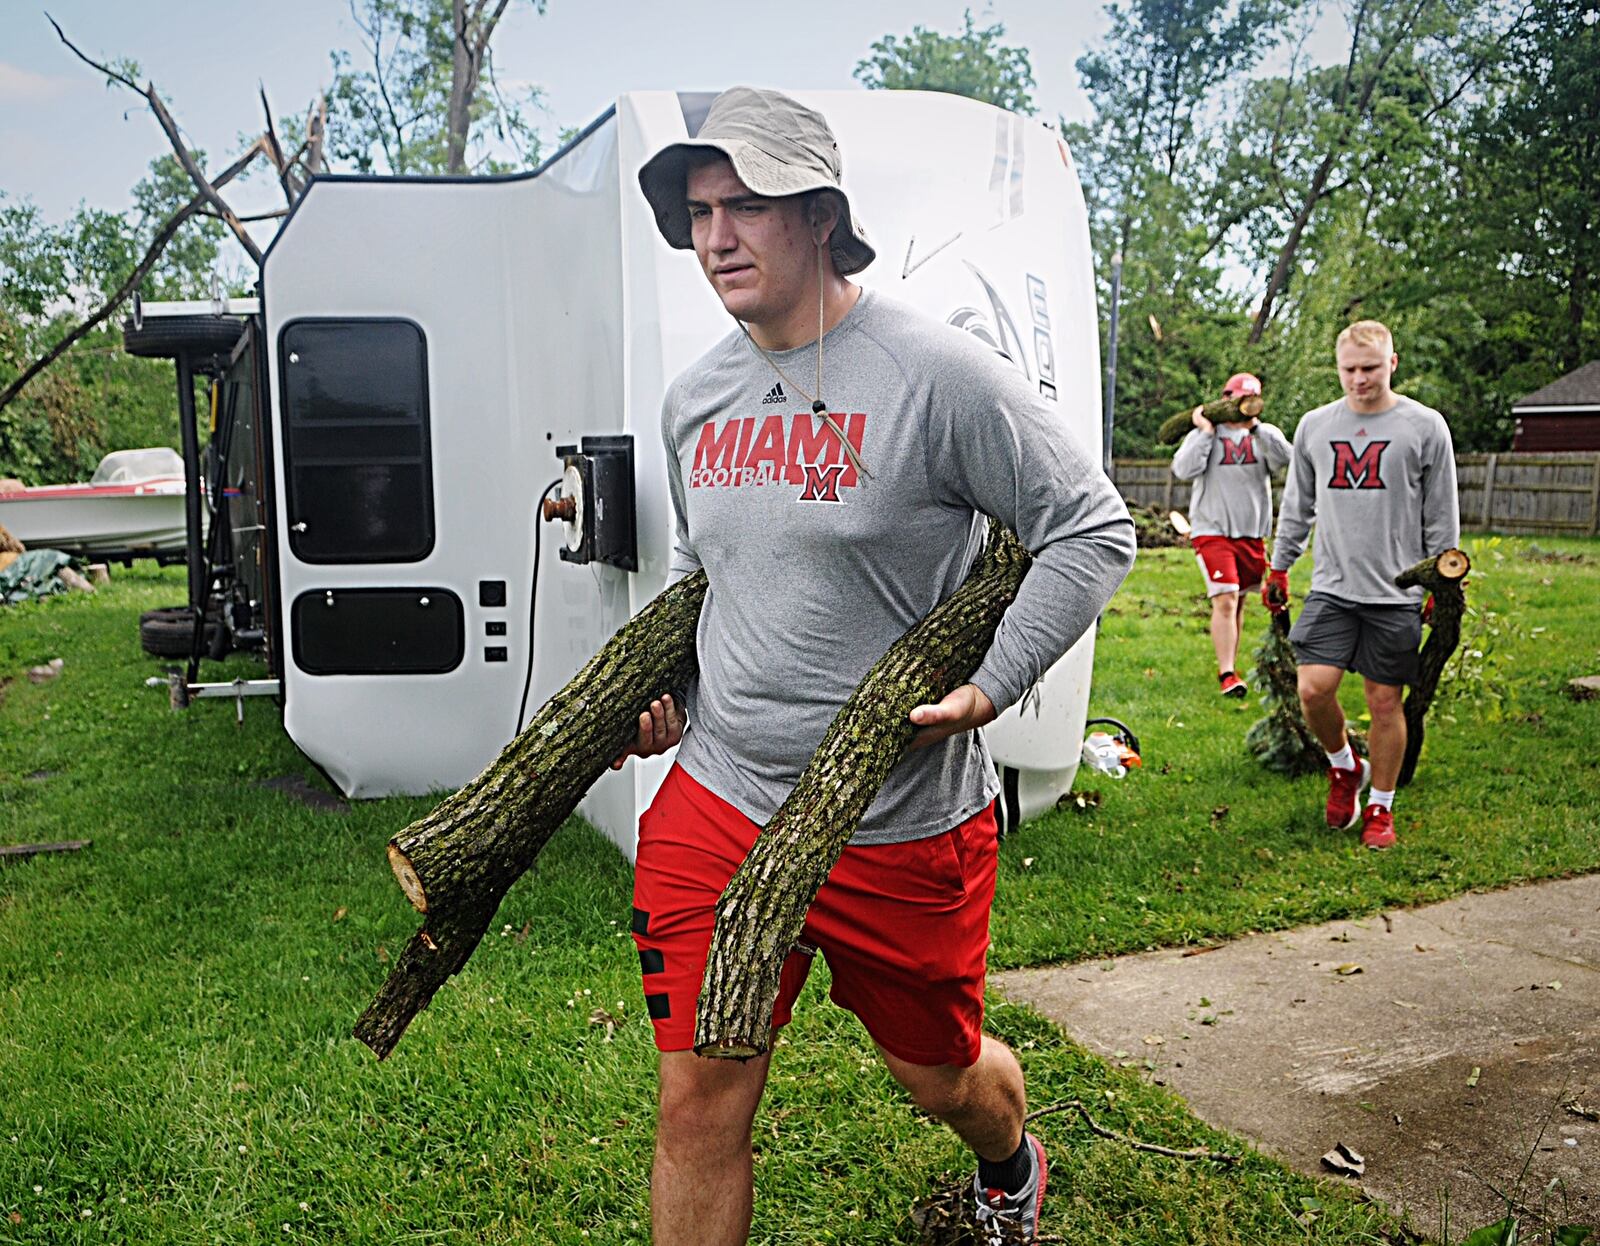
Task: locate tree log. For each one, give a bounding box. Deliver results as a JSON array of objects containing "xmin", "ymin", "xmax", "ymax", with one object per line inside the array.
[
  {"xmin": 1156, "ymin": 394, "xmax": 1266, "ymax": 445},
  {"xmin": 1394, "ymin": 548, "xmax": 1470, "ymax": 787},
  {"xmin": 693, "ymin": 524, "xmax": 1031, "ymax": 1059},
  {"xmin": 352, "ymin": 570, "xmax": 708, "ymax": 1059}
]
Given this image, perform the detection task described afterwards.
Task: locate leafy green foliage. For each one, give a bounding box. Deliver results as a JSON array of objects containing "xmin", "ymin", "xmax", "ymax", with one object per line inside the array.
[
  {"xmin": 327, "ymin": 0, "xmax": 547, "ymax": 175},
  {"xmin": 0, "ymin": 155, "xmax": 231, "ymax": 484},
  {"xmin": 1064, "ymin": 0, "xmax": 1596, "ymax": 457},
  {"xmin": 855, "ymin": 9, "xmax": 1037, "ymax": 113}
]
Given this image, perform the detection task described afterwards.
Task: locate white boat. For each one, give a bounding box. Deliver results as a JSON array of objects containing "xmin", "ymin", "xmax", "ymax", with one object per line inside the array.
[{"xmin": 0, "ymin": 448, "xmax": 193, "ymax": 558}]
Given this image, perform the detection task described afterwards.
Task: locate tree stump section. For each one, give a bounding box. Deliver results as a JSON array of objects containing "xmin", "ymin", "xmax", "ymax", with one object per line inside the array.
[
  {"xmin": 353, "ymin": 570, "xmax": 708, "ymax": 1060},
  {"xmin": 1156, "ymin": 394, "xmax": 1266, "ymax": 445},
  {"xmin": 694, "ymin": 524, "xmax": 1030, "ymax": 1058},
  {"xmin": 1395, "ymin": 548, "xmax": 1470, "ymax": 787}
]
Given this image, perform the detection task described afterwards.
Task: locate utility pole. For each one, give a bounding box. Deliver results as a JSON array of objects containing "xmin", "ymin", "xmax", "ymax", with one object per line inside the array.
[{"xmin": 1102, "ymin": 248, "xmax": 1123, "ymax": 477}]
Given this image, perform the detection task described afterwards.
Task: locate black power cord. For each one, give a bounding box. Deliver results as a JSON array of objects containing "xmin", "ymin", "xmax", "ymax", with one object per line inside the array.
[{"xmin": 514, "ymin": 478, "xmax": 565, "ymax": 742}]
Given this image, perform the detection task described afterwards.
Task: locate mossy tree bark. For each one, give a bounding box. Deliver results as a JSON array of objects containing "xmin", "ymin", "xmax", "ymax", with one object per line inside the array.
[
  {"xmin": 1394, "ymin": 548, "xmax": 1470, "ymax": 787},
  {"xmin": 1157, "ymin": 394, "xmax": 1266, "ymax": 445},
  {"xmin": 693, "ymin": 523, "xmax": 1031, "ymax": 1059},
  {"xmin": 353, "ymin": 571, "xmax": 708, "ymax": 1060}
]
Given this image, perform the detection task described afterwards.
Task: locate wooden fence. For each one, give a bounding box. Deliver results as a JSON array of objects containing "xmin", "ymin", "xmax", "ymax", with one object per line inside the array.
[{"xmin": 1112, "ymin": 452, "xmax": 1600, "ymax": 538}]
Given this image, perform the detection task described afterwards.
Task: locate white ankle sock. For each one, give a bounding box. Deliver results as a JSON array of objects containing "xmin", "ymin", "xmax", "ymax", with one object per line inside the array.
[
  {"xmin": 1369, "ymin": 788, "xmax": 1394, "ymax": 811},
  {"xmin": 1326, "ymin": 744, "xmax": 1355, "ymax": 771}
]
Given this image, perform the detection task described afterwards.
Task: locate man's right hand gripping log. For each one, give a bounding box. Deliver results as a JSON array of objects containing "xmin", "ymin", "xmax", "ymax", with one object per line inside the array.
[{"xmin": 621, "ymin": 87, "xmax": 1135, "ymax": 1246}]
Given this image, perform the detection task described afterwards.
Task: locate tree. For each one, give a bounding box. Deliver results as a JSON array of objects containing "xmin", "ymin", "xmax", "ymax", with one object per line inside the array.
[
  {"xmin": 1066, "ymin": 0, "xmax": 1298, "ymax": 452},
  {"xmin": 855, "ymin": 10, "xmax": 1037, "ymax": 113},
  {"xmin": 327, "ymin": 0, "xmax": 546, "ymax": 175},
  {"xmin": 1457, "ymin": 0, "xmax": 1599, "ymax": 377}
]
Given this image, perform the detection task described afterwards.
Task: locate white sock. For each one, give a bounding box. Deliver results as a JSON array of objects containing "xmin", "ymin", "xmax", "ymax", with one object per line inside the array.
[
  {"xmin": 1369, "ymin": 788, "xmax": 1394, "ymax": 811},
  {"xmin": 1326, "ymin": 744, "xmax": 1355, "ymax": 771}
]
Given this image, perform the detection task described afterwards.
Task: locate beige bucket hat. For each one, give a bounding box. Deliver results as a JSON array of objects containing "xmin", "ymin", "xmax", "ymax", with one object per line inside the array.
[{"xmin": 638, "ymin": 86, "xmax": 876, "ymax": 276}]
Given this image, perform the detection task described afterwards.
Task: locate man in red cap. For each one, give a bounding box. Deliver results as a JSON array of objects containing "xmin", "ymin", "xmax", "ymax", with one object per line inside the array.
[
  {"xmin": 619, "ymin": 86, "xmax": 1135, "ymax": 1244},
  {"xmin": 1171, "ymin": 371, "xmax": 1290, "ymax": 696}
]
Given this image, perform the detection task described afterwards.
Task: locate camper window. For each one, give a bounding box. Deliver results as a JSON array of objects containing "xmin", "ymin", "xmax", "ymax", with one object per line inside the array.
[{"xmin": 280, "ymin": 319, "xmax": 435, "ymax": 563}]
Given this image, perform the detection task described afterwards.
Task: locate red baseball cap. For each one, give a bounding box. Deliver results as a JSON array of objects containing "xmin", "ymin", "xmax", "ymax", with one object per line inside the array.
[{"xmin": 1222, "ymin": 372, "xmax": 1262, "ymax": 397}]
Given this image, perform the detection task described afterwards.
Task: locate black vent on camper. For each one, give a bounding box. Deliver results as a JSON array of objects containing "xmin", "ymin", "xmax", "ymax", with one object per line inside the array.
[
  {"xmin": 279, "ymin": 319, "xmax": 434, "ymax": 563},
  {"xmin": 291, "ymin": 587, "xmax": 463, "ymax": 674}
]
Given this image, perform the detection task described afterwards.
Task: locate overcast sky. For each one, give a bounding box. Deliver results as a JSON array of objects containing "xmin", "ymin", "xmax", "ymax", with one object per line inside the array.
[{"xmin": 3, "ymin": 1, "xmax": 1351, "ymax": 235}]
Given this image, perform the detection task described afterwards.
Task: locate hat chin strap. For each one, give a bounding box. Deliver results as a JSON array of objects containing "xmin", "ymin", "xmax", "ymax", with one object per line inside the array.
[{"xmin": 730, "ymin": 237, "xmax": 870, "ymax": 480}]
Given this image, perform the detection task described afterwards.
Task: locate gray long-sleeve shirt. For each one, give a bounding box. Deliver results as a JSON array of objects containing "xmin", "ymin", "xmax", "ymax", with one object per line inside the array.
[
  {"xmin": 1171, "ymin": 420, "xmax": 1292, "ymax": 539},
  {"xmin": 1271, "ymin": 395, "xmax": 1460, "ymax": 605},
  {"xmin": 662, "ymin": 288, "xmax": 1135, "ymax": 845}
]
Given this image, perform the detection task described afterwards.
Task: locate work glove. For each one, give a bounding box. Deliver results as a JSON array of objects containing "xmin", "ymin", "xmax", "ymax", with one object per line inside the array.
[{"xmin": 1263, "ymin": 569, "xmax": 1290, "ymax": 614}]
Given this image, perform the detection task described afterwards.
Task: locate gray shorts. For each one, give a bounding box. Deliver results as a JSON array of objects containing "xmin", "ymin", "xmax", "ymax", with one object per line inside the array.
[{"xmin": 1289, "ymin": 592, "xmax": 1422, "ymax": 686}]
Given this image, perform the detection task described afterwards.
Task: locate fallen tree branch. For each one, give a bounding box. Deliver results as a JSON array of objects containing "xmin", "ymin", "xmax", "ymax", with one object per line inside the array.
[
  {"xmin": 0, "ymin": 142, "xmax": 263, "ymax": 416},
  {"xmin": 353, "ymin": 570, "xmax": 709, "ymax": 1059},
  {"xmin": 910, "ymin": 1095, "xmax": 1238, "ymax": 1243},
  {"xmin": 1156, "ymin": 394, "xmax": 1266, "ymax": 445},
  {"xmin": 1246, "ymin": 607, "xmax": 1326, "ymax": 776},
  {"xmin": 1394, "ymin": 548, "xmax": 1470, "ymax": 787},
  {"xmin": 48, "ymin": 14, "xmax": 264, "ymax": 264},
  {"xmin": 1026, "ymin": 1099, "xmax": 1241, "ymax": 1164},
  {"xmin": 694, "ymin": 522, "xmax": 1031, "ymax": 1058}
]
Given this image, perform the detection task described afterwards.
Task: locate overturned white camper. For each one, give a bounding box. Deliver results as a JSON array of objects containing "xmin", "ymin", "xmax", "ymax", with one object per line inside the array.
[{"xmin": 259, "ymin": 89, "xmax": 1104, "ymax": 858}]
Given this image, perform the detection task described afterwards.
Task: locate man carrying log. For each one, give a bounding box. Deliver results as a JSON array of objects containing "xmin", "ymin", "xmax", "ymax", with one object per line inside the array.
[
  {"xmin": 1171, "ymin": 372, "xmax": 1291, "ymax": 697},
  {"xmin": 1264, "ymin": 321, "xmax": 1459, "ymax": 849},
  {"xmin": 624, "ymin": 87, "xmax": 1135, "ymax": 1244}
]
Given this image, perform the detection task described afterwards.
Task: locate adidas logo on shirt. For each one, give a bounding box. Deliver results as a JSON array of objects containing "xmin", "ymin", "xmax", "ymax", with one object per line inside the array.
[{"xmin": 761, "ymin": 382, "xmax": 786, "ymax": 405}]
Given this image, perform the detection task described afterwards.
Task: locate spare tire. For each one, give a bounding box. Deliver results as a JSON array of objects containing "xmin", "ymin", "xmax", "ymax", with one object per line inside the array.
[
  {"xmin": 122, "ymin": 315, "xmax": 244, "ymax": 360},
  {"xmin": 140, "ymin": 605, "xmax": 226, "ymax": 658}
]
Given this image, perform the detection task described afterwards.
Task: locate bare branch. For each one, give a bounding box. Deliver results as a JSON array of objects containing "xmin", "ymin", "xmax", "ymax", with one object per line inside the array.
[
  {"xmin": 200, "ymin": 206, "xmax": 289, "ymax": 223},
  {"xmin": 143, "ymin": 89, "xmax": 263, "ymax": 264},
  {"xmin": 0, "ymin": 143, "xmax": 263, "ymax": 416},
  {"xmin": 49, "ymin": 16, "xmax": 264, "ymax": 264},
  {"xmin": 303, "ymin": 94, "xmax": 328, "ymax": 176},
  {"xmin": 45, "ymin": 12, "xmax": 138, "ymax": 91},
  {"xmin": 259, "ymin": 84, "xmax": 301, "ymax": 205}
]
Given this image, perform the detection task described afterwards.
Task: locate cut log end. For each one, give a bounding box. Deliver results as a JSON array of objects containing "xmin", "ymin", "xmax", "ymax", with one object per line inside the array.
[
  {"xmin": 694, "ymin": 1038, "xmax": 766, "ymax": 1061},
  {"xmin": 1435, "ymin": 548, "xmax": 1470, "ymax": 580},
  {"xmin": 387, "ymin": 843, "xmax": 428, "ymax": 914},
  {"xmin": 1238, "ymin": 395, "xmax": 1264, "ymax": 418}
]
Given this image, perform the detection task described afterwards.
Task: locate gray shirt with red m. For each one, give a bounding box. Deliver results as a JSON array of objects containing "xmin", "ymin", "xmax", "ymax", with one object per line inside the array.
[
  {"xmin": 1171, "ymin": 421, "xmax": 1292, "ymax": 539},
  {"xmin": 661, "ymin": 289, "xmax": 1135, "ymax": 846},
  {"xmin": 1270, "ymin": 395, "xmax": 1460, "ymax": 606}
]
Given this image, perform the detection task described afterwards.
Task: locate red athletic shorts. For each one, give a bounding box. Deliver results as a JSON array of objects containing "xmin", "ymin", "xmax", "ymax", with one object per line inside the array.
[
  {"xmin": 1192, "ymin": 535, "xmax": 1267, "ymax": 597},
  {"xmin": 631, "ymin": 764, "xmax": 999, "ymax": 1067}
]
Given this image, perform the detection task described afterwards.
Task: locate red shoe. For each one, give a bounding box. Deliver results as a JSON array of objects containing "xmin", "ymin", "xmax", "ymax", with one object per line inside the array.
[
  {"xmin": 1218, "ymin": 672, "xmax": 1248, "ymax": 698},
  {"xmin": 1326, "ymin": 757, "xmax": 1371, "ymax": 829},
  {"xmin": 1360, "ymin": 804, "xmax": 1396, "ymax": 849}
]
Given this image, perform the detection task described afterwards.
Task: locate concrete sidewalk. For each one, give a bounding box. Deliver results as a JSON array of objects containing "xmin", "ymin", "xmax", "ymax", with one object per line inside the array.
[{"xmin": 996, "ymin": 874, "xmax": 1600, "ymax": 1239}]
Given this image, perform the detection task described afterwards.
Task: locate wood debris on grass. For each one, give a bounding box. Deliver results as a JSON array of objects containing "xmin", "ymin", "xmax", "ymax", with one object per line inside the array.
[{"xmin": 0, "ymin": 839, "xmax": 91, "ymax": 861}]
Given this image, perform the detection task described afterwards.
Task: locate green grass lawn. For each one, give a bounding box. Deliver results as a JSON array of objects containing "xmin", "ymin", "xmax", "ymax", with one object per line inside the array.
[{"xmin": 2, "ymin": 537, "xmax": 1596, "ymax": 1244}]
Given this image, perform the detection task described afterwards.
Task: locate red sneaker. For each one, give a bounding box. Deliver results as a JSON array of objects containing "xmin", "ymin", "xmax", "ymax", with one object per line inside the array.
[
  {"xmin": 1326, "ymin": 757, "xmax": 1371, "ymax": 829},
  {"xmin": 1360, "ymin": 804, "xmax": 1396, "ymax": 849},
  {"xmin": 1218, "ymin": 672, "xmax": 1248, "ymax": 698}
]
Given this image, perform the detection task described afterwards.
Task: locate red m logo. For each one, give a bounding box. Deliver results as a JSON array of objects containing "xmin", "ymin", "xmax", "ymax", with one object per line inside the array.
[
  {"xmin": 1328, "ymin": 440, "xmax": 1390, "ymax": 489},
  {"xmin": 1219, "ymin": 436, "xmax": 1257, "ymax": 465},
  {"xmin": 798, "ymin": 462, "xmax": 847, "ymax": 503}
]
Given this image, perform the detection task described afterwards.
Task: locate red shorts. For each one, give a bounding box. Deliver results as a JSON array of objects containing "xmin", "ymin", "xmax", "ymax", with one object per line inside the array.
[
  {"xmin": 1192, "ymin": 535, "xmax": 1267, "ymax": 597},
  {"xmin": 631, "ymin": 765, "xmax": 999, "ymax": 1067}
]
